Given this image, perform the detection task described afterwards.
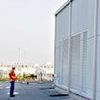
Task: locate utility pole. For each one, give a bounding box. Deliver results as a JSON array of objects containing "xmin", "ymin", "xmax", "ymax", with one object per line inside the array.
[{"xmin": 17, "ymin": 48, "xmax": 21, "ymax": 67}]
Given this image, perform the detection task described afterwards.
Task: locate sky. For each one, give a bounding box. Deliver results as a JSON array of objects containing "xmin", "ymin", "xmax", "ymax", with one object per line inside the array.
[{"xmin": 0, "ymin": 0, "xmax": 67, "ymax": 65}]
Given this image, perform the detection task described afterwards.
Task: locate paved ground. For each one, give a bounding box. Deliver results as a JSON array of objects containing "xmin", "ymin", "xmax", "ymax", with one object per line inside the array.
[{"xmin": 0, "ymin": 81, "xmax": 90, "ymax": 100}]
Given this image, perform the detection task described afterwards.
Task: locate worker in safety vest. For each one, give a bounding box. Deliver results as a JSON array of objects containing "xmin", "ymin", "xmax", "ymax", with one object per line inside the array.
[{"xmin": 9, "ymin": 67, "xmax": 17, "ymax": 97}]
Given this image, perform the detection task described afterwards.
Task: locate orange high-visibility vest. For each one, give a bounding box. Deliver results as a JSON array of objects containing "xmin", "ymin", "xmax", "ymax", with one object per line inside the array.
[{"xmin": 9, "ymin": 70, "xmax": 17, "ymax": 81}]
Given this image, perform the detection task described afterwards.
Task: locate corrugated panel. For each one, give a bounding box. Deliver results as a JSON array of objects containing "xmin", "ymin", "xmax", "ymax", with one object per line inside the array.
[
  {"xmin": 55, "ymin": 5, "xmax": 70, "ymax": 86},
  {"xmin": 56, "ymin": 5, "xmax": 70, "ymax": 41},
  {"xmin": 56, "ymin": 16, "xmax": 60, "ymax": 44},
  {"xmin": 71, "ymin": 0, "xmax": 88, "ymax": 34},
  {"xmin": 97, "ymin": 36, "xmax": 100, "ymax": 100},
  {"xmin": 81, "ymin": 32, "xmax": 88, "ymax": 96},
  {"xmin": 62, "ymin": 39, "xmax": 69, "ymax": 87},
  {"xmin": 88, "ymin": 0, "xmax": 97, "ymax": 37},
  {"xmin": 70, "ymin": 34, "xmax": 81, "ymax": 91},
  {"xmin": 59, "ymin": 42, "xmax": 63, "ymax": 85},
  {"xmin": 55, "ymin": 44, "xmax": 60, "ymax": 85},
  {"xmin": 70, "ymin": 32, "xmax": 92, "ymax": 98},
  {"xmin": 55, "ymin": 42, "xmax": 63, "ymax": 85},
  {"xmin": 87, "ymin": 38, "xmax": 94, "ymax": 98}
]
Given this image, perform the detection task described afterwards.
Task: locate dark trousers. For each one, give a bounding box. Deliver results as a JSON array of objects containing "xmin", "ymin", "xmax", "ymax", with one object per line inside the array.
[{"xmin": 10, "ymin": 81, "xmax": 15, "ymax": 96}]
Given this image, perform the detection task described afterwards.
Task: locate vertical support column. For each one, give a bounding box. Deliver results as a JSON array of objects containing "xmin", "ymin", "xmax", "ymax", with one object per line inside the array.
[
  {"xmin": 54, "ymin": 16, "xmax": 57, "ymax": 85},
  {"xmin": 80, "ymin": 33, "xmax": 84, "ymax": 95},
  {"xmin": 93, "ymin": 0, "xmax": 98, "ymax": 100},
  {"xmin": 67, "ymin": 0, "xmax": 72, "ymax": 93}
]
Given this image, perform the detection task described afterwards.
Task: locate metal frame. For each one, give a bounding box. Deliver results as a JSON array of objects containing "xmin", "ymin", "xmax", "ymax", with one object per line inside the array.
[
  {"xmin": 55, "ymin": 0, "xmax": 74, "ymax": 16},
  {"xmin": 93, "ymin": 0, "xmax": 98, "ymax": 100}
]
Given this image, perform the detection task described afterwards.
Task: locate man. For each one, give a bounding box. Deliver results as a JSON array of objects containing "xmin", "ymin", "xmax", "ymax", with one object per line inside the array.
[{"xmin": 9, "ymin": 67, "xmax": 17, "ymax": 97}]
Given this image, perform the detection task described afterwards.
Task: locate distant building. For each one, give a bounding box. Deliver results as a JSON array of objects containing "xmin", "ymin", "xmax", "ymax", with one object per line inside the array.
[
  {"xmin": 36, "ymin": 63, "xmax": 54, "ymax": 81},
  {"xmin": 15, "ymin": 65, "xmax": 36, "ymax": 75},
  {"xmin": 0, "ymin": 66, "xmax": 10, "ymax": 80}
]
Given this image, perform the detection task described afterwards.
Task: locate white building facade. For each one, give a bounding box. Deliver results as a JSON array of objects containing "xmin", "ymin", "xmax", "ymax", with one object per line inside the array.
[{"xmin": 54, "ymin": 0, "xmax": 100, "ymax": 100}]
